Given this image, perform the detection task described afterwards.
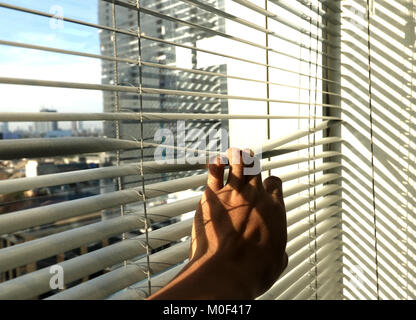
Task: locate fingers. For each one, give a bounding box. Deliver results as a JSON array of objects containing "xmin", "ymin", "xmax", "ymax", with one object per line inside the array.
[
  {"xmin": 242, "ymin": 148, "xmax": 263, "ymax": 189},
  {"xmin": 263, "ymin": 176, "xmax": 284, "ymax": 204},
  {"xmin": 225, "ymin": 148, "xmax": 245, "ymax": 189},
  {"xmin": 207, "ymin": 156, "xmax": 225, "ymax": 192}
]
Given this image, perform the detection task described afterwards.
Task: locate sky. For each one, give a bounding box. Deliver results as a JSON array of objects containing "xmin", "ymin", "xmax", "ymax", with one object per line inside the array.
[{"xmin": 0, "ymin": 0, "xmax": 103, "ymax": 130}]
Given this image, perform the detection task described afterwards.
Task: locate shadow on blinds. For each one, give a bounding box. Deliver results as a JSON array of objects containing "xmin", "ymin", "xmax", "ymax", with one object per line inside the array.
[{"xmin": 341, "ymin": 0, "xmax": 416, "ymax": 300}]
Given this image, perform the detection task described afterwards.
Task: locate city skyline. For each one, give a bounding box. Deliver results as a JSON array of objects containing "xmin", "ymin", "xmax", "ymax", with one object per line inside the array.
[{"xmin": 0, "ymin": 0, "xmax": 102, "ymax": 131}]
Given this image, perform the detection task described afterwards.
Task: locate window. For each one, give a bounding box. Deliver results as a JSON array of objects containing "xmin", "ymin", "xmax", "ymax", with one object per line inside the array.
[{"xmin": 0, "ymin": 0, "xmax": 414, "ymax": 300}]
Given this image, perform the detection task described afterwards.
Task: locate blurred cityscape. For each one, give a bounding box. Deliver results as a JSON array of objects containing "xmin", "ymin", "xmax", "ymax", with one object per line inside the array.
[{"xmin": 0, "ymin": 0, "xmax": 228, "ymax": 298}]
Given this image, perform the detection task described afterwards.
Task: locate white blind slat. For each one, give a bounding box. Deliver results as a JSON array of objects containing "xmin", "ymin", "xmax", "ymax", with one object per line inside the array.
[
  {"xmin": 46, "ymin": 240, "xmax": 191, "ymax": 300},
  {"xmin": 0, "ymin": 0, "xmax": 345, "ymax": 301}
]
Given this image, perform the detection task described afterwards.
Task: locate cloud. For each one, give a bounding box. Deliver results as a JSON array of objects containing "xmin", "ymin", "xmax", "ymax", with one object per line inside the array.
[{"xmin": 0, "ymin": 56, "xmax": 103, "ymax": 130}]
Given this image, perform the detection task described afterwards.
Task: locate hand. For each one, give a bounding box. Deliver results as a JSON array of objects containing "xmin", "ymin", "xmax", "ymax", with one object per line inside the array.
[{"xmin": 148, "ymin": 148, "xmax": 288, "ymax": 300}]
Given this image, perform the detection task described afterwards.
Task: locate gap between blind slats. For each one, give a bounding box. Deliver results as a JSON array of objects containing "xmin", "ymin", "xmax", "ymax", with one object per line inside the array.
[
  {"xmin": 103, "ymin": 0, "xmax": 339, "ymax": 40},
  {"xmin": 268, "ymin": 0, "xmax": 338, "ymax": 32},
  {"xmin": 0, "ymin": 77, "xmax": 342, "ymax": 106},
  {"xmin": 140, "ymin": 34, "xmax": 340, "ymax": 84},
  {"xmin": 175, "ymin": 0, "xmax": 339, "ymax": 60},
  {"xmin": 0, "ymin": 0, "xmax": 344, "ymax": 302},
  {"xmin": 284, "ymin": 0, "xmax": 341, "ymax": 21},
  {"xmin": 0, "ymin": 172, "xmax": 340, "ymax": 273},
  {"xmin": 0, "ymin": 120, "xmax": 340, "ymax": 158},
  {"xmin": 0, "ymin": 204, "xmax": 337, "ymax": 299},
  {"xmin": 115, "ymin": 230, "xmax": 342, "ymax": 301},
  {"xmin": 276, "ymin": 250, "xmax": 342, "ymax": 300},
  {"xmin": 108, "ymin": 0, "xmax": 339, "ymax": 51},
  {"xmin": 277, "ymin": 247, "xmax": 342, "ymax": 300},
  {"xmin": 228, "ymin": 0, "xmax": 339, "ymax": 48},
  {"xmin": 99, "ymin": 0, "xmax": 336, "ymax": 55},
  {"xmin": 108, "ymin": 262, "xmax": 187, "ymax": 300},
  {"xmin": 0, "ymin": 200, "xmax": 340, "ymax": 300},
  {"xmin": 293, "ymin": 263, "xmax": 343, "ymax": 300},
  {"xmin": 0, "ymin": 186, "xmax": 340, "ymax": 280},
  {"xmin": 45, "ymin": 200, "xmax": 341, "ymax": 300},
  {"xmin": 255, "ymin": 219, "xmax": 341, "ymax": 300},
  {"xmin": 0, "ymin": 217, "xmax": 193, "ymax": 300},
  {"xmin": 269, "ymin": 208, "xmax": 342, "ymax": 282},
  {"xmin": 112, "ymin": 230, "xmax": 342, "ymax": 300},
  {"xmin": 259, "ymin": 239, "xmax": 342, "ymax": 299},
  {"xmin": 0, "ymin": 118, "xmax": 339, "ymax": 159},
  {"xmin": 319, "ymin": 275, "xmax": 343, "ymax": 300},
  {"xmin": 96, "ymin": 217, "xmax": 341, "ymax": 300},
  {"xmin": 0, "ymin": 111, "xmax": 341, "ymax": 122},
  {"xmin": 0, "ymin": 2, "xmax": 339, "ymax": 84},
  {"xmin": 0, "ymin": 39, "xmax": 341, "ymax": 95},
  {"xmin": 0, "ymin": 150, "xmax": 340, "ymax": 195},
  {"xmin": 0, "ymin": 189, "xmax": 340, "ymax": 278},
  {"xmin": 134, "ymin": 5, "xmax": 338, "ymax": 72},
  {"xmin": 0, "ymin": 157, "xmax": 340, "ymax": 236},
  {"xmin": 46, "ymin": 240, "xmax": 191, "ymax": 300}
]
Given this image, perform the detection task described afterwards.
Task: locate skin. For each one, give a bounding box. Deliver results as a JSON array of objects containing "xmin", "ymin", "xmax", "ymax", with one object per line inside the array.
[{"xmin": 148, "ymin": 148, "xmax": 288, "ymax": 300}]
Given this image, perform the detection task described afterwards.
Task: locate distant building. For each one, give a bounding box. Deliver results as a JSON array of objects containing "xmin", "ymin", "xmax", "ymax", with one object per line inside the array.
[
  {"xmin": 34, "ymin": 108, "xmax": 58, "ymax": 135},
  {"xmin": 2, "ymin": 122, "xmax": 8, "ymax": 133},
  {"xmin": 71, "ymin": 121, "xmax": 78, "ymax": 134},
  {"xmin": 45, "ymin": 130, "xmax": 72, "ymax": 138},
  {"xmin": 0, "ymin": 132, "xmax": 19, "ymax": 140},
  {"xmin": 98, "ymin": 0, "xmax": 228, "ymax": 192}
]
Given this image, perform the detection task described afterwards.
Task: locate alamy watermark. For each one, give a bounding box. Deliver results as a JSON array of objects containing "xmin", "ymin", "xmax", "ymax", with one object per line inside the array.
[
  {"xmin": 153, "ymin": 121, "xmax": 261, "ymax": 175},
  {"xmin": 347, "ymin": 265, "xmax": 365, "ymax": 292},
  {"xmin": 49, "ymin": 264, "xmax": 64, "ymax": 290},
  {"xmin": 49, "ymin": 5, "xmax": 64, "ymax": 30}
]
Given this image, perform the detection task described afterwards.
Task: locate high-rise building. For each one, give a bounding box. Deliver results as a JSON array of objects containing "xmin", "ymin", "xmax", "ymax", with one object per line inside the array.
[
  {"xmin": 34, "ymin": 108, "xmax": 58, "ymax": 135},
  {"xmin": 98, "ymin": 0, "xmax": 229, "ymax": 191},
  {"xmin": 1, "ymin": 122, "xmax": 8, "ymax": 134}
]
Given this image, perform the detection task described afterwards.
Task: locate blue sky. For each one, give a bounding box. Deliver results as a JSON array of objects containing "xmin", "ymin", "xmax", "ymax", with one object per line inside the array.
[
  {"xmin": 0, "ymin": 0, "xmax": 100, "ymax": 53},
  {"xmin": 0, "ymin": 0, "xmax": 103, "ymax": 130}
]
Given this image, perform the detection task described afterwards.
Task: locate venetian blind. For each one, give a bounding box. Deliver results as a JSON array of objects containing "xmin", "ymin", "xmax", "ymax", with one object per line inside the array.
[{"xmin": 0, "ymin": 0, "xmax": 343, "ymax": 300}]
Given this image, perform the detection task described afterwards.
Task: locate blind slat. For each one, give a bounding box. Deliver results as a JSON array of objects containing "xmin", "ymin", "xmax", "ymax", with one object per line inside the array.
[
  {"xmin": 269, "ymin": 0, "xmax": 339, "ymax": 33},
  {"xmin": 276, "ymin": 249, "xmax": 342, "ymax": 300},
  {"xmin": 1, "ymin": 151, "xmax": 340, "ymax": 195},
  {"xmin": 287, "ymin": 222, "xmax": 339, "ymax": 259},
  {"xmin": 176, "ymin": 0, "xmax": 339, "ymax": 60},
  {"xmin": 0, "ymin": 2, "xmax": 340, "ymax": 81},
  {"xmin": 229, "ymin": 0, "xmax": 338, "ymax": 47},
  {"xmin": 0, "ymin": 0, "xmax": 346, "ymax": 301},
  {"xmin": 0, "ymin": 76, "xmax": 342, "ymax": 106},
  {"xmin": 0, "ymin": 39, "xmax": 341, "ymax": 95},
  {"xmin": 141, "ymin": 34, "xmax": 341, "ymax": 84},
  {"xmin": 287, "ymin": 195, "xmax": 340, "ymax": 226},
  {"xmin": 259, "ymin": 240, "xmax": 342, "ymax": 299},
  {"xmin": 108, "ymin": 208, "xmax": 342, "ymax": 301},
  {"xmin": 0, "ymin": 159, "xmax": 340, "ymax": 235},
  {"xmin": 0, "ymin": 111, "xmax": 341, "ymax": 122},
  {"xmin": 287, "ymin": 206, "xmax": 342, "ymax": 242},
  {"xmin": 139, "ymin": 5, "xmax": 336, "ymax": 71},
  {"xmin": 46, "ymin": 240, "xmax": 191, "ymax": 300},
  {"xmin": 108, "ymin": 262, "xmax": 187, "ymax": 300},
  {"xmin": 0, "ymin": 218, "xmax": 193, "ymax": 299},
  {"xmin": 0, "ymin": 177, "xmax": 340, "ymax": 271},
  {"xmin": 284, "ymin": 173, "xmax": 340, "ymax": 197},
  {"xmin": 139, "ymin": 7, "xmax": 337, "ymax": 72}
]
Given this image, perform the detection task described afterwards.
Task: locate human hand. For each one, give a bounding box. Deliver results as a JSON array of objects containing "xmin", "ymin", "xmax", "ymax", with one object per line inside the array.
[{"xmin": 148, "ymin": 148, "xmax": 288, "ymax": 299}]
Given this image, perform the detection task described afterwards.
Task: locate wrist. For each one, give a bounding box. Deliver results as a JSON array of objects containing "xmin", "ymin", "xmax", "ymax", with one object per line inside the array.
[{"xmin": 148, "ymin": 255, "xmax": 255, "ymax": 300}]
